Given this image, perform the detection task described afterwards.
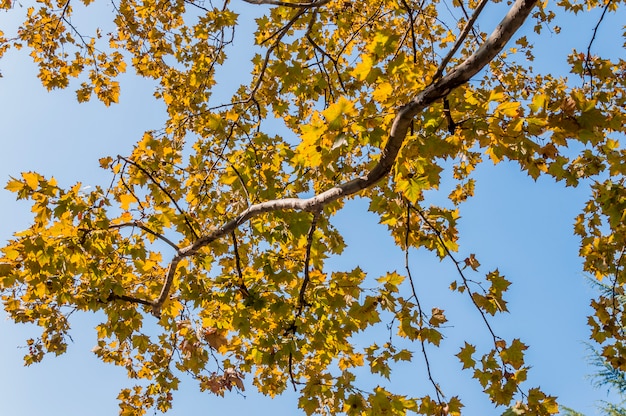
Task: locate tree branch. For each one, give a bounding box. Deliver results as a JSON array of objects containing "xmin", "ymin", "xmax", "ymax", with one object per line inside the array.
[
  {"xmin": 149, "ymin": 0, "xmax": 538, "ymax": 316},
  {"xmin": 296, "ymin": 210, "xmax": 321, "ymax": 316},
  {"xmin": 432, "ymin": 0, "xmax": 489, "ymax": 81},
  {"xmin": 410, "ymin": 204, "xmax": 499, "ymax": 345},
  {"xmin": 404, "ymin": 202, "xmax": 444, "ymax": 403},
  {"xmin": 242, "ymin": 0, "xmax": 331, "ymax": 8},
  {"xmin": 231, "ymin": 231, "xmax": 250, "ymax": 299},
  {"xmin": 118, "ymin": 155, "xmax": 199, "ymax": 240},
  {"xmin": 106, "ymin": 293, "xmax": 154, "ymax": 307},
  {"xmin": 109, "ymin": 221, "xmax": 181, "ymax": 252},
  {"xmin": 248, "ymin": 8, "xmax": 307, "ymax": 99},
  {"xmin": 152, "ymin": 256, "xmax": 183, "ymax": 317}
]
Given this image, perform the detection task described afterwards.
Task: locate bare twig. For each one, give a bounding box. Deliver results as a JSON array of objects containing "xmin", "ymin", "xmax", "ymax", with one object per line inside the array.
[{"xmin": 289, "ymin": 349, "xmax": 297, "ymax": 391}]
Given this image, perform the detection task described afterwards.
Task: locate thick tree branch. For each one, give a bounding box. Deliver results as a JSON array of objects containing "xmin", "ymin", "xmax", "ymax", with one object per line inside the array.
[
  {"xmin": 242, "ymin": 0, "xmax": 331, "ymax": 7},
  {"xmin": 149, "ymin": 0, "xmax": 538, "ymax": 316},
  {"xmin": 152, "ymin": 257, "xmax": 183, "ymax": 317}
]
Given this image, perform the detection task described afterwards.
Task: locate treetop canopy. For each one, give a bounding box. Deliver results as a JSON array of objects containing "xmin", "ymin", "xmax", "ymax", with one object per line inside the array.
[{"xmin": 0, "ymin": 0, "xmax": 625, "ymax": 414}]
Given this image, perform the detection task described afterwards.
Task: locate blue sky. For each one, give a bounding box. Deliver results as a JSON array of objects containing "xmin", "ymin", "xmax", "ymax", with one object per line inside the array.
[{"xmin": 1, "ymin": 2, "xmax": 625, "ymax": 415}]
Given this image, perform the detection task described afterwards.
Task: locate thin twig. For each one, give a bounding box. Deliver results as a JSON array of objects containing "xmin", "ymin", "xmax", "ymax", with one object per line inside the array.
[
  {"xmin": 433, "ymin": 0, "xmax": 489, "ymax": 81},
  {"xmin": 400, "ymin": 0, "xmax": 420, "ymax": 64},
  {"xmin": 584, "ymin": 0, "xmax": 613, "ymax": 91},
  {"xmin": 109, "ymin": 222, "xmax": 181, "ymax": 252},
  {"xmin": 297, "ymin": 210, "xmax": 321, "ymax": 316},
  {"xmin": 118, "ymin": 155, "xmax": 199, "ymax": 240},
  {"xmin": 410, "ymin": 205, "xmax": 499, "ymax": 345},
  {"xmin": 119, "ymin": 160, "xmax": 147, "ymax": 212},
  {"xmin": 404, "ymin": 202, "xmax": 444, "ymax": 403}
]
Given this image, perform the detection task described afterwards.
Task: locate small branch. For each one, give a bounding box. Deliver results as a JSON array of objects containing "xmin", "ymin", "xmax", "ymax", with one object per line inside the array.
[
  {"xmin": 584, "ymin": 0, "xmax": 613, "ymax": 90},
  {"xmin": 109, "ymin": 222, "xmax": 181, "ymax": 252},
  {"xmin": 400, "ymin": 0, "xmax": 420, "ymax": 64},
  {"xmin": 611, "ymin": 247, "xmax": 625, "ymax": 320},
  {"xmin": 119, "ymin": 160, "xmax": 146, "ymax": 212},
  {"xmin": 231, "ymin": 231, "xmax": 250, "ymax": 299},
  {"xmin": 183, "ymin": 0, "xmax": 210, "ymax": 12},
  {"xmin": 433, "ymin": 0, "xmax": 489, "ymax": 81},
  {"xmin": 242, "ymin": 0, "xmax": 331, "ymax": 7},
  {"xmin": 297, "ymin": 210, "xmax": 321, "ymax": 316},
  {"xmin": 305, "ymin": 12, "xmax": 347, "ymax": 94},
  {"xmin": 289, "ymin": 350, "xmax": 298, "ymax": 391},
  {"xmin": 118, "ymin": 155, "xmax": 199, "ymax": 240},
  {"xmin": 586, "ymin": 0, "xmax": 612, "ymax": 60},
  {"xmin": 106, "ymin": 293, "xmax": 153, "ymax": 307},
  {"xmin": 248, "ymin": 9, "xmax": 306, "ymax": 99},
  {"xmin": 149, "ymin": 0, "xmax": 538, "ymax": 319},
  {"xmin": 443, "ymin": 96, "xmax": 457, "ymax": 134},
  {"xmin": 410, "ymin": 205, "xmax": 499, "ymax": 346},
  {"xmin": 193, "ymin": 124, "xmax": 238, "ymax": 209},
  {"xmin": 152, "ymin": 256, "xmax": 182, "ymax": 317},
  {"xmin": 53, "ymin": 0, "xmax": 72, "ymax": 33},
  {"xmin": 404, "ymin": 202, "xmax": 444, "ymax": 403}
]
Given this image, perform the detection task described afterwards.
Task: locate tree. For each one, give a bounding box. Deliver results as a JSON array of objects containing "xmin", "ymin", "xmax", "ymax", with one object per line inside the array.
[{"xmin": 0, "ymin": 0, "xmax": 624, "ymax": 414}]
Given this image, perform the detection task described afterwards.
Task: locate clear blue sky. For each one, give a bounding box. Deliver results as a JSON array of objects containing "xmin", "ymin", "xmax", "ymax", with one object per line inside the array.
[{"xmin": 0, "ymin": 2, "xmax": 624, "ymax": 415}]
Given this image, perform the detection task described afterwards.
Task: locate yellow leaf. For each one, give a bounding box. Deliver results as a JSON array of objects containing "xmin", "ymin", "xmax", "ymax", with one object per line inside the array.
[
  {"xmin": 529, "ymin": 93, "xmax": 547, "ymax": 112},
  {"xmin": 352, "ymin": 55, "xmax": 374, "ymax": 81},
  {"xmin": 372, "ymin": 82, "xmax": 393, "ymax": 102},
  {"xmin": 119, "ymin": 193, "xmax": 136, "ymax": 210},
  {"xmin": 5, "ymin": 178, "xmax": 24, "ymax": 193},
  {"xmin": 495, "ymin": 101, "xmax": 521, "ymax": 117},
  {"xmin": 22, "ymin": 172, "xmax": 39, "ymax": 189},
  {"xmin": 322, "ymin": 97, "xmax": 356, "ymax": 129}
]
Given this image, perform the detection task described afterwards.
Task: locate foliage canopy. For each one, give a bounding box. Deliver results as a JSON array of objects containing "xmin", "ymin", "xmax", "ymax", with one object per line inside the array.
[{"xmin": 1, "ymin": 0, "xmax": 625, "ymax": 414}]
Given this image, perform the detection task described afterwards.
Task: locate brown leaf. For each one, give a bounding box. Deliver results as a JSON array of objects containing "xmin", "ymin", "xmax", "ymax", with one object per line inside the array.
[{"xmin": 463, "ymin": 254, "xmax": 480, "ymax": 271}]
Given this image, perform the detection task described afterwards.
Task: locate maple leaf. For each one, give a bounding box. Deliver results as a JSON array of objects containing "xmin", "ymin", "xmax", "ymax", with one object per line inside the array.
[{"xmin": 463, "ymin": 254, "xmax": 481, "ymax": 271}]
